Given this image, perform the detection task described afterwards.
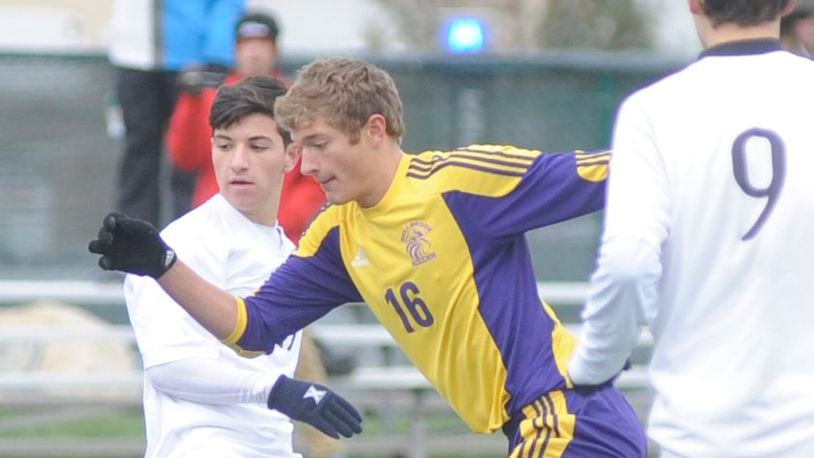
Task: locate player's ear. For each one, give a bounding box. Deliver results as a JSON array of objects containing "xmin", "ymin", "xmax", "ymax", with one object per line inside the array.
[
  {"xmin": 284, "ymin": 143, "xmax": 301, "ymax": 173},
  {"xmin": 688, "ymin": 0, "xmax": 703, "ymax": 15},
  {"xmin": 364, "ymin": 114, "xmax": 387, "ymax": 146}
]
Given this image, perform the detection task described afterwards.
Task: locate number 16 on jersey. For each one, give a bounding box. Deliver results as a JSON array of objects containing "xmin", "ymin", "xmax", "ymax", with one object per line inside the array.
[{"xmin": 385, "ymin": 281, "xmax": 434, "ymax": 333}]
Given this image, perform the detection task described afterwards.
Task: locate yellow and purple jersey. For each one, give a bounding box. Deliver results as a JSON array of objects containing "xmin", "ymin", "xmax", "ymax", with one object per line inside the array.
[{"xmin": 229, "ymin": 145, "xmax": 609, "ymax": 433}]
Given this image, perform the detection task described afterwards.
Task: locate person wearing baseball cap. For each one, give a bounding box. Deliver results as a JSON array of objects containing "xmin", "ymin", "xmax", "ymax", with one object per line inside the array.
[
  {"xmin": 236, "ymin": 12, "xmax": 280, "ymax": 41},
  {"xmin": 168, "ymin": 9, "xmax": 301, "ymax": 222},
  {"xmin": 233, "ymin": 12, "xmax": 283, "ymax": 77}
]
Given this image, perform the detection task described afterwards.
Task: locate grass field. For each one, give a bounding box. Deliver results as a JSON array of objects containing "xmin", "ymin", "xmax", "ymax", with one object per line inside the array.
[
  {"xmin": 0, "ymin": 408, "xmax": 144, "ymax": 439},
  {"xmin": 0, "ymin": 405, "xmax": 506, "ymax": 457}
]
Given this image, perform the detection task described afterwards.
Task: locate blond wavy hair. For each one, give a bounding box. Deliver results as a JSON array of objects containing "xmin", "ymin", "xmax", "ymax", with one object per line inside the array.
[{"xmin": 275, "ymin": 58, "xmax": 404, "ymax": 144}]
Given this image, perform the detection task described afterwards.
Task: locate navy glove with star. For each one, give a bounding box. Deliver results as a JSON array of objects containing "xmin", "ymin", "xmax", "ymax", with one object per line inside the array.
[{"xmin": 267, "ymin": 375, "xmax": 363, "ymax": 439}]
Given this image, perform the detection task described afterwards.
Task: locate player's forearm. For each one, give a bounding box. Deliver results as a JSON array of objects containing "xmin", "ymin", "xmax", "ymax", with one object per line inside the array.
[
  {"xmin": 146, "ymin": 357, "xmax": 277, "ymax": 405},
  {"xmin": 157, "ymin": 260, "xmax": 238, "ymax": 339},
  {"xmin": 569, "ymin": 319, "xmax": 639, "ymax": 385},
  {"xmin": 569, "ymin": 235, "xmax": 660, "ymax": 385}
]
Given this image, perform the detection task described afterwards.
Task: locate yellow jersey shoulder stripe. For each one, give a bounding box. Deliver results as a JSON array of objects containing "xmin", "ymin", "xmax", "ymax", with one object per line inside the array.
[
  {"xmin": 574, "ymin": 149, "xmax": 611, "ymax": 183},
  {"xmin": 295, "ymin": 204, "xmax": 343, "ymax": 258},
  {"xmin": 410, "ymin": 152, "xmax": 532, "ymax": 173},
  {"xmin": 575, "ymin": 149, "xmax": 611, "ymax": 159},
  {"xmin": 464, "ymin": 144, "xmax": 542, "ymax": 159},
  {"xmin": 408, "ymin": 149, "xmax": 535, "ymax": 179},
  {"xmin": 576, "ymin": 157, "xmax": 611, "ymax": 166},
  {"xmin": 405, "ymin": 145, "xmax": 541, "ymax": 197}
]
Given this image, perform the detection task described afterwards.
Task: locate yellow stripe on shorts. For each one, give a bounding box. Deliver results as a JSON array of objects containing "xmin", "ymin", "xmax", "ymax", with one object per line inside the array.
[{"xmin": 508, "ymin": 391, "xmax": 576, "ymax": 458}]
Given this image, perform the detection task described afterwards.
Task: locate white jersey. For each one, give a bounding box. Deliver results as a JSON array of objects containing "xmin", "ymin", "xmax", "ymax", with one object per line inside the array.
[
  {"xmin": 607, "ymin": 42, "xmax": 814, "ymax": 456},
  {"xmin": 125, "ymin": 194, "xmax": 302, "ymax": 458}
]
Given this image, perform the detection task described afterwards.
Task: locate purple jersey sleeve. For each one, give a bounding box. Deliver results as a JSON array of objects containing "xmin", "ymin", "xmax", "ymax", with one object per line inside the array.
[{"xmin": 237, "ymin": 227, "xmax": 363, "ymax": 353}]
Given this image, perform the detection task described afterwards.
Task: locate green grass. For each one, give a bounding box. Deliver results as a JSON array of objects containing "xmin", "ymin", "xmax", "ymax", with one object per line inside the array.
[
  {"xmin": 356, "ymin": 407, "xmax": 471, "ymax": 435},
  {"xmin": 0, "ymin": 407, "xmax": 500, "ymax": 457},
  {"xmin": 0, "ymin": 408, "xmax": 143, "ymax": 439}
]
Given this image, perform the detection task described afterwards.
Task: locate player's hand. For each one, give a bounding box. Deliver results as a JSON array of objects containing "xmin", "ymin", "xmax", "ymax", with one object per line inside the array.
[
  {"xmin": 88, "ymin": 212, "xmax": 176, "ymax": 279},
  {"xmin": 572, "ymin": 360, "xmax": 632, "ymax": 394},
  {"xmin": 267, "ymin": 375, "xmax": 363, "ymax": 439},
  {"xmin": 177, "ymin": 63, "xmax": 229, "ymax": 95}
]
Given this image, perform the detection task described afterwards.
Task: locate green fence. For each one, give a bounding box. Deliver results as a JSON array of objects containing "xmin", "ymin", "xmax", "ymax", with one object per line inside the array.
[{"xmin": 0, "ymin": 51, "xmax": 688, "ymax": 281}]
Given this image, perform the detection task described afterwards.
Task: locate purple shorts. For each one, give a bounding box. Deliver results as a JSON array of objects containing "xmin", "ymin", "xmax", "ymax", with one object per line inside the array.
[{"xmin": 501, "ymin": 383, "xmax": 646, "ymax": 457}]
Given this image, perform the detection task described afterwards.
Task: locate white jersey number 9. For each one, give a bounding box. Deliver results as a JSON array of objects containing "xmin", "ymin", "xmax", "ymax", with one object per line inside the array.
[{"xmin": 731, "ymin": 128, "xmax": 786, "ymax": 241}]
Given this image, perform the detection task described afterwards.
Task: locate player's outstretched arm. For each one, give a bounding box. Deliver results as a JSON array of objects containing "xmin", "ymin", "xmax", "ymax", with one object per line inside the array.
[
  {"xmin": 267, "ymin": 375, "xmax": 363, "ymax": 439},
  {"xmin": 145, "ymin": 358, "xmax": 363, "ymax": 438},
  {"xmin": 88, "ymin": 212, "xmax": 238, "ymax": 339}
]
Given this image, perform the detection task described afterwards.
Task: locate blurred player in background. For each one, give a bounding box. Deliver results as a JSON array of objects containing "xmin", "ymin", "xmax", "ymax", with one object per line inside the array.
[
  {"xmin": 123, "ymin": 77, "xmax": 361, "ymax": 457},
  {"xmin": 568, "ymin": 1, "xmax": 814, "ymax": 456},
  {"xmin": 91, "ymin": 57, "xmax": 647, "ymax": 457},
  {"xmin": 108, "ymin": 0, "xmax": 245, "ymax": 227},
  {"xmin": 781, "ymin": 0, "xmax": 814, "ymax": 55}
]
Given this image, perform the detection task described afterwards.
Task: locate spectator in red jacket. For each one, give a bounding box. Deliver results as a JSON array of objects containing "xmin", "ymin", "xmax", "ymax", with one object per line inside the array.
[{"xmin": 167, "ymin": 10, "xmax": 323, "ymax": 243}]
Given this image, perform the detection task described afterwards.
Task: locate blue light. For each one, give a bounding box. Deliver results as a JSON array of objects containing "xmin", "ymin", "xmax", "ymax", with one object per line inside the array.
[{"xmin": 445, "ymin": 17, "xmax": 485, "ymax": 54}]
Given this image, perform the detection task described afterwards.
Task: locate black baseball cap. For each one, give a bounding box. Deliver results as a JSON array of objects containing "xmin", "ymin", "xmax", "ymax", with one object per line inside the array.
[{"xmin": 236, "ymin": 12, "xmax": 280, "ymax": 41}]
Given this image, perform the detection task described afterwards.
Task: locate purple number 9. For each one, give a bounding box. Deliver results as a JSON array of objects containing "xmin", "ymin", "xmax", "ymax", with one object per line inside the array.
[{"xmin": 731, "ymin": 128, "xmax": 785, "ymax": 241}]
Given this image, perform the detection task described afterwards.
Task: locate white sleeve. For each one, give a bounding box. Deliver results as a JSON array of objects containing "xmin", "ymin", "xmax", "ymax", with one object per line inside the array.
[
  {"xmin": 125, "ymin": 218, "xmax": 230, "ymax": 369},
  {"xmin": 568, "ymin": 235, "xmax": 661, "ymax": 385},
  {"xmin": 568, "ymin": 96, "xmax": 670, "ymax": 385},
  {"xmin": 145, "ymin": 357, "xmax": 280, "ymax": 405},
  {"xmin": 601, "ymin": 96, "xmax": 671, "ymax": 244},
  {"xmin": 125, "ymin": 274, "xmax": 221, "ymax": 369}
]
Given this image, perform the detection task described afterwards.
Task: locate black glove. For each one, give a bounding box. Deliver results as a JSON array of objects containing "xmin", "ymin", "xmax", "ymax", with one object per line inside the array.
[
  {"xmin": 267, "ymin": 375, "xmax": 363, "ymax": 439},
  {"xmin": 88, "ymin": 212, "xmax": 176, "ymax": 279},
  {"xmin": 177, "ymin": 63, "xmax": 229, "ymax": 94}
]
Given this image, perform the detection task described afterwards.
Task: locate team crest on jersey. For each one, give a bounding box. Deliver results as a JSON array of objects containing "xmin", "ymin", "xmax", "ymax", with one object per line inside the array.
[{"xmin": 401, "ymin": 221, "xmax": 437, "ymax": 266}]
